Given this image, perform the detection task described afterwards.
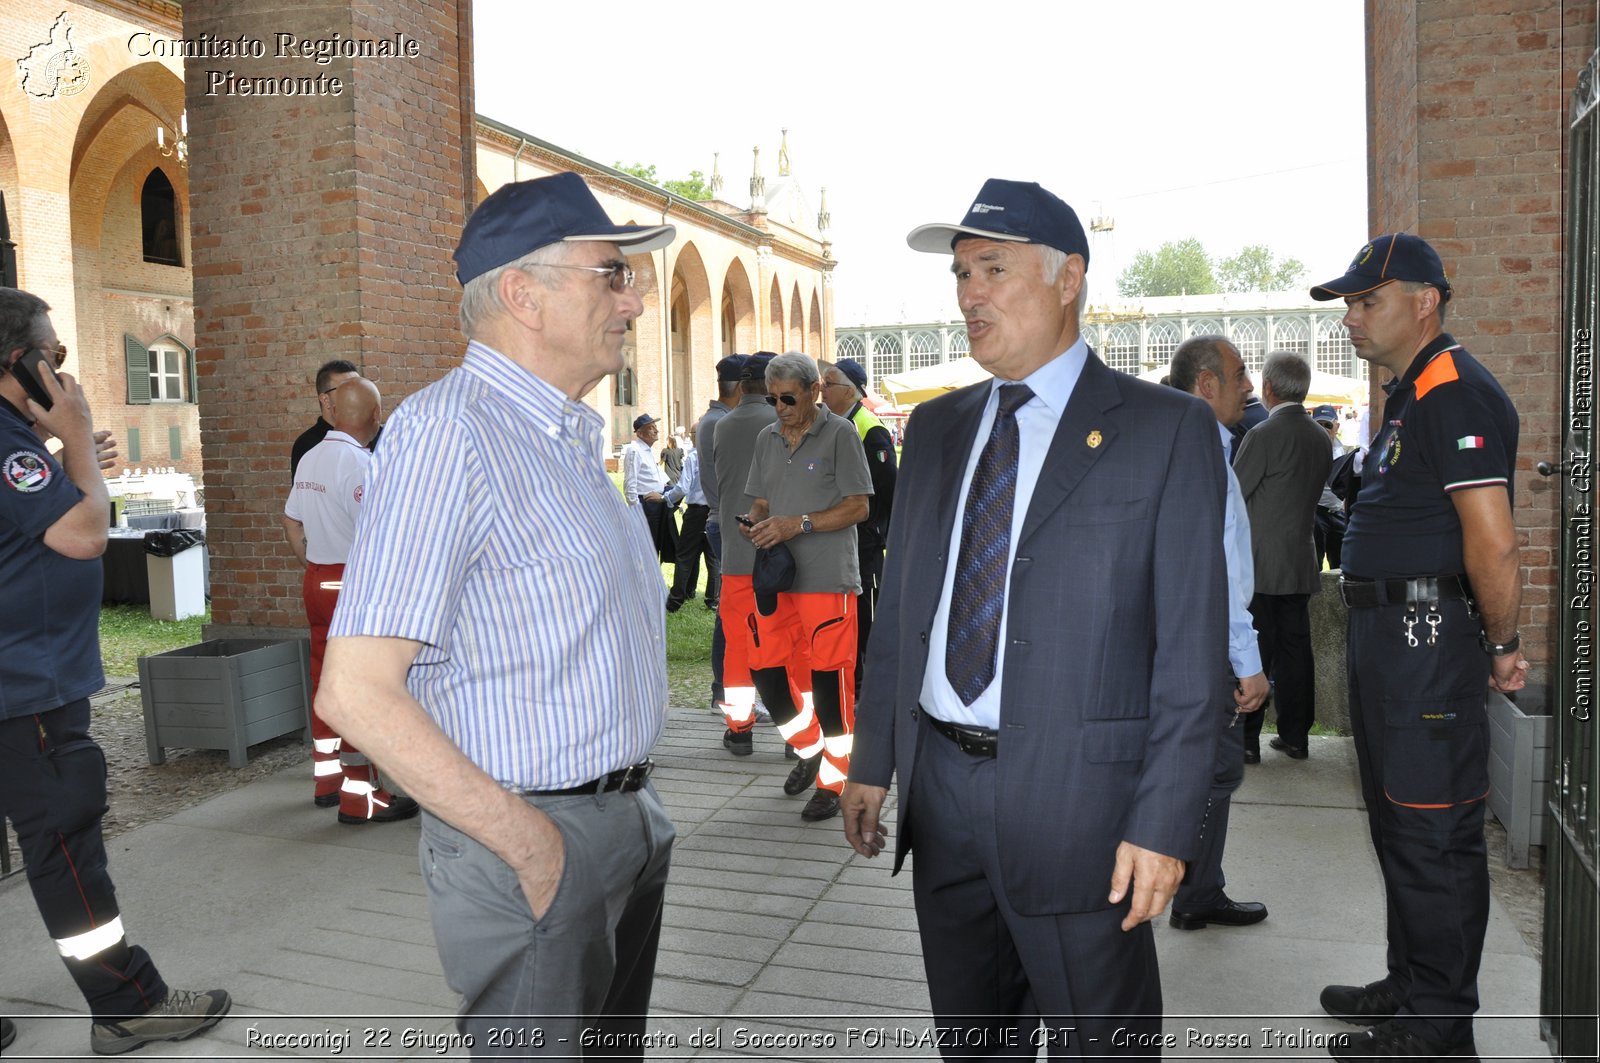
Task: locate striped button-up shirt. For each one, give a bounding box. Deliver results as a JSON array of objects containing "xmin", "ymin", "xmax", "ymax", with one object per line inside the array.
[{"xmin": 329, "ymin": 341, "xmax": 667, "ymax": 790}]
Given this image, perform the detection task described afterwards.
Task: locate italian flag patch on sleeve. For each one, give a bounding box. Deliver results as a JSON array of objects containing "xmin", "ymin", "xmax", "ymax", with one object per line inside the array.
[{"xmin": 1456, "ymin": 435, "xmax": 1485, "ymax": 450}]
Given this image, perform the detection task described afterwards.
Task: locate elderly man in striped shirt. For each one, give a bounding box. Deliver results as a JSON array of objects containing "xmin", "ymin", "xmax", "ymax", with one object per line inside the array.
[{"xmin": 317, "ymin": 172, "xmax": 677, "ymax": 1056}]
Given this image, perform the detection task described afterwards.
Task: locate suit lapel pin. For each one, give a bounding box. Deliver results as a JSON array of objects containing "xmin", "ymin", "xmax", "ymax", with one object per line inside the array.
[{"xmin": 1087, "ymin": 430, "xmax": 1103, "ymax": 449}]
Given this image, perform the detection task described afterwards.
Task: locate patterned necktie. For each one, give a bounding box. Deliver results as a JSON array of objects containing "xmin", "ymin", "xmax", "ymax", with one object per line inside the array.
[{"xmin": 946, "ymin": 383, "xmax": 1034, "ymax": 705}]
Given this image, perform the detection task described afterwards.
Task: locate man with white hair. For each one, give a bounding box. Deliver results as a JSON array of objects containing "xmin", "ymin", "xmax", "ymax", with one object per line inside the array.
[{"xmin": 318, "ymin": 173, "xmax": 676, "ymax": 1053}]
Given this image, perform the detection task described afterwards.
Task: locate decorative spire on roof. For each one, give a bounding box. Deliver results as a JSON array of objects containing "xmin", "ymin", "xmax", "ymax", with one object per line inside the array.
[
  {"xmin": 817, "ymin": 187, "xmax": 830, "ymax": 234},
  {"xmin": 778, "ymin": 129, "xmax": 791, "ymax": 176},
  {"xmin": 710, "ymin": 151, "xmax": 723, "ymax": 197},
  {"xmin": 749, "ymin": 146, "xmax": 766, "ymax": 211}
]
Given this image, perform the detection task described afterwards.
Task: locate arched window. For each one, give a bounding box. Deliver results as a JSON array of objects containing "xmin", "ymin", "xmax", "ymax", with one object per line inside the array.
[
  {"xmin": 1104, "ymin": 323, "xmax": 1139, "ymax": 373},
  {"xmin": 1273, "ymin": 318, "xmax": 1310, "ymax": 358},
  {"xmin": 908, "ymin": 330, "xmax": 940, "ymax": 370},
  {"xmin": 141, "ymin": 169, "xmax": 181, "ymax": 266},
  {"xmin": 869, "ymin": 332, "xmax": 903, "ymax": 383},
  {"xmin": 1187, "ymin": 318, "xmax": 1222, "ymax": 340},
  {"xmin": 1316, "ymin": 318, "xmax": 1352, "ymax": 375},
  {"xmin": 1146, "ymin": 321, "xmax": 1181, "ymax": 368},
  {"xmin": 836, "ymin": 334, "xmax": 866, "ymax": 360},
  {"xmin": 947, "ymin": 328, "xmax": 969, "ymax": 359},
  {"xmin": 1230, "ymin": 318, "xmax": 1266, "ymax": 370}
]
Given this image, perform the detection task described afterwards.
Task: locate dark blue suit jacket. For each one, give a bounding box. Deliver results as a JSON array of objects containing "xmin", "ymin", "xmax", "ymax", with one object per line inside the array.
[{"xmin": 850, "ymin": 352, "xmax": 1231, "ymax": 915}]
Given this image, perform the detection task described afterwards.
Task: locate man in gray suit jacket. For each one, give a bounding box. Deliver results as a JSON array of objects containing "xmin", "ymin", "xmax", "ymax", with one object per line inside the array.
[
  {"xmin": 1233, "ymin": 351, "xmax": 1333, "ymax": 760},
  {"xmin": 841, "ymin": 179, "xmax": 1227, "ymax": 1054}
]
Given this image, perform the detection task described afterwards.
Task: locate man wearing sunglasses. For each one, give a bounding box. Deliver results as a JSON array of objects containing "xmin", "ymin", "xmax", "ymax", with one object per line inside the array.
[
  {"xmin": 318, "ymin": 173, "xmax": 677, "ymax": 1053},
  {"xmin": 0, "ymin": 287, "xmax": 231, "ymax": 1055},
  {"xmin": 741, "ymin": 352, "xmax": 872, "ymax": 821}
]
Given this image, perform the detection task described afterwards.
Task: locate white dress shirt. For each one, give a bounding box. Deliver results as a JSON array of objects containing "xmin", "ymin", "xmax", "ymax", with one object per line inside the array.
[
  {"xmin": 1218, "ymin": 419, "xmax": 1263, "ymax": 679},
  {"xmin": 922, "ymin": 339, "xmax": 1088, "ymax": 729},
  {"xmin": 622, "ymin": 435, "xmax": 667, "ymax": 504}
]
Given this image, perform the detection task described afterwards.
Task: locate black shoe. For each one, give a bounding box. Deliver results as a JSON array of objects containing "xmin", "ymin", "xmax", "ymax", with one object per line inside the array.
[
  {"xmin": 1321, "ymin": 980, "xmax": 1405, "ymax": 1026},
  {"xmin": 722, "ymin": 728, "xmax": 753, "ymax": 756},
  {"xmin": 1269, "ymin": 736, "xmax": 1309, "ymax": 759},
  {"xmin": 313, "ymin": 792, "xmax": 339, "ymax": 808},
  {"xmin": 339, "ymin": 791, "xmax": 421, "ymax": 824},
  {"xmin": 801, "ymin": 789, "xmax": 840, "ymax": 821},
  {"xmin": 785, "ymin": 744, "xmax": 800, "ymax": 760},
  {"xmin": 1243, "ymin": 746, "xmax": 1261, "ymax": 764},
  {"xmin": 1170, "ymin": 896, "xmax": 1268, "ymax": 930},
  {"xmin": 783, "ymin": 753, "xmax": 821, "ymax": 795},
  {"xmin": 705, "ymin": 599, "xmax": 718, "ymax": 610},
  {"xmin": 2, "ymin": 1017, "xmax": 16, "ymax": 1050},
  {"xmin": 665, "ymin": 600, "xmax": 682, "ymax": 613},
  {"xmin": 1329, "ymin": 1018, "xmax": 1477, "ymax": 1061}
]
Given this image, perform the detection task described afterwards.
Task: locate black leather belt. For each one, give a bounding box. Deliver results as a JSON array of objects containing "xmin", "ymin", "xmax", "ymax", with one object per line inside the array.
[
  {"xmin": 1339, "ymin": 574, "xmax": 1472, "ymax": 609},
  {"xmin": 517, "ymin": 759, "xmax": 653, "ymax": 797},
  {"xmin": 927, "ymin": 715, "xmax": 999, "ymax": 758}
]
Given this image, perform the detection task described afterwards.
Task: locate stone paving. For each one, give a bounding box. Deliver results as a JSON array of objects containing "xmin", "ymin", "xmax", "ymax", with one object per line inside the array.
[{"xmin": 0, "ymin": 707, "xmax": 1547, "ymax": 1060}]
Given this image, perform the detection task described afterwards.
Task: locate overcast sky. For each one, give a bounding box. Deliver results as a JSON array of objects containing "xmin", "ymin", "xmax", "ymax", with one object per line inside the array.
[{"xmin": 472, "ymin": 0, "xmax": 1367, "ymax": 326}]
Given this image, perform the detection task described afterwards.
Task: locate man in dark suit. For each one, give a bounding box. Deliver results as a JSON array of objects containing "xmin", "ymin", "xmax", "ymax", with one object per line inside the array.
[
  {"xmin": 840, "ymin": 179, "xmax": 1228, "ymax": 1055},
  {"xmin": 1232, "ymin": 352, "xmax": 1333, "ymax": 761}
]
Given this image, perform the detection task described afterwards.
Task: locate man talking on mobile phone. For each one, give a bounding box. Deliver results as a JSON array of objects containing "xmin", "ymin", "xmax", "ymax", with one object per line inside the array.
[{"xmin": 0, "ymin": 287, "xmax": 230, "ymax": 1056}]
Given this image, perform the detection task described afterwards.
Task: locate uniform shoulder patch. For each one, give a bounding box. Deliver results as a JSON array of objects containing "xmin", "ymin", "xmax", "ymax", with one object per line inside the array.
[
  {"xmin": 4, "ymin": 449, "xmax": 52, "ymax": 493},
  {"xmin": 1414, "ymin": 352, "xmax": 1460, "ymax": 400}
]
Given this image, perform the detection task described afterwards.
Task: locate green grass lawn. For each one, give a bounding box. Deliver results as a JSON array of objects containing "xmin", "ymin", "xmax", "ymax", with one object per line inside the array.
[{"xmin": 99, "ymin": 604, "xmax": 209, "ymax": 676}]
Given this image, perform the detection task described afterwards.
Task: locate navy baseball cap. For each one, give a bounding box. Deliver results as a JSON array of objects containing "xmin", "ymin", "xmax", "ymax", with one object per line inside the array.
[
  {"xmin": 1310, "ymin": 233, "xmax": 1452, "ymax": 302},
  {"xmin": 1312, "ymin": 404, "xmax": 1338, "ymax": 425},
  {"xmin": 632, "ymin": 413, "xmax": 658, "ymax": 430},
  {"xmin": 454, "ymin": 172, "xmax": 676, "ymax": 285},
  {"xmin": 907, "ymin": 178, "xmax": 1090, "ymax": 267},
  {"xmin": 741, "ymin": 352, "xmax": 776, "ymax": 380},
  {"xmin": 716, "ymin": 355, "xmax": 748, "ymax": 382},
  {"xmin": 835, "ymin": 357, "xmax": 868, "ymax": 392}
]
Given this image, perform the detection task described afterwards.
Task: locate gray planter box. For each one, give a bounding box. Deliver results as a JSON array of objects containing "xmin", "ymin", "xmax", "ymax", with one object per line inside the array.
[
  {"xmin": 1486, "ymin": 691, "xmax": 1552, "ymax": 869},
  {"xmin": 137, "ymin": 638, "xmax": 311, "ymax": 768}
]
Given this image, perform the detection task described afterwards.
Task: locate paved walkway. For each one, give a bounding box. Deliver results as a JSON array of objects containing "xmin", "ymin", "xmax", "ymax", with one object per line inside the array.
[{"xmin": 1, "ymin": 709, "xmax": 1546, "ymax": 1060}]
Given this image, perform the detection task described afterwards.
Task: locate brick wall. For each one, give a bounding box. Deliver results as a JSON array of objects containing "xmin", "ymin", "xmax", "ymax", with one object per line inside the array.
[
  {"xmin": 1368, "ymin": 0, "xmax": 1598, "ymax": 704},
  {"xmin": 183, "ymin": 0, "xmax": 472, "ymax": 634}
]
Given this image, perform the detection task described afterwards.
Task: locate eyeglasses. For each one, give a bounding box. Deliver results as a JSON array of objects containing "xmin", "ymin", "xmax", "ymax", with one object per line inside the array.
[
  {"xmin": 543, "ymin": 262, "xmax": 636, "ymax": 292},
  {"xmin": 35, "ymin": 342, "xmax": 67, "ymax": 368},
  {"xmin": 822, "ymin": 380, "xmax": 854, "ymax": 390},
  {"xmin": 765, "ymin": 393, "xmax": 802, "ymax": 407}
]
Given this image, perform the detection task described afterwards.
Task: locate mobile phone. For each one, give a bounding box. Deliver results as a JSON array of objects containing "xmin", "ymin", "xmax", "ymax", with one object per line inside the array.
[
  {"xmin": 10, "ymin": 349, "xmax": 57, "ymax": 411},
  {"xmin": 737, "ymin": 515, "xmax": 756, "ymax": 528}
]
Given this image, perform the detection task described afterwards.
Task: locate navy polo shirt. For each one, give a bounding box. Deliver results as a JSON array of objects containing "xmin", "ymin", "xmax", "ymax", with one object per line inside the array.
[
  {"xmin": 1341, "ymin": 333, "xmax": 1519, "ymax": 579},
  {"xmin": 0, "ymin": 399, "xmax": 105, "ymax": 719}
]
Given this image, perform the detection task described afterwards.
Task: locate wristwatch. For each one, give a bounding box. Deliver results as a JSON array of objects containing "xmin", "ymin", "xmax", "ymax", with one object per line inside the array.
[
  {"xmin": 800, "ymin": 514, "xmax": 814, "ymax": 534},
  {"xmin": 1479, "ymin": 630, "xmax": 1520, "ymax": 656}
]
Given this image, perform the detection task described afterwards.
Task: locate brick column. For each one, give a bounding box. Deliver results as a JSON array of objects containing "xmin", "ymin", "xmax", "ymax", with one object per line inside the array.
[
  {"xmin": 182, "ymin": 0, "xmax": 474, "ymax": 635},
  {"xmin": 1365, "ymin": 0, "xmax": 1597, "ymax": 702}
]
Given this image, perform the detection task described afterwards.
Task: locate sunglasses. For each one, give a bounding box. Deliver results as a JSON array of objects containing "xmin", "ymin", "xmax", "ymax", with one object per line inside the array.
[{"xmin": 764, "ymin": 393, "xmax": 803, "ymax": 407}]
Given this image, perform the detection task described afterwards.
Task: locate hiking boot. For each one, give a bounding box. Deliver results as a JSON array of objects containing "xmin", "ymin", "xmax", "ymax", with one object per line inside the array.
[
  {"xmin": 783, "ymin": 753, "xmax": 821, "ymax": 795},
  {"xmin": 91, "ymin": 988, "xmax": 231, "ymax": 1055},
  {"xmin": 801, "ymin": 789, "xmax": 841, "ymax": 821},
  {"xmin": 1321, "ymin": 980, "xmax": 1405, "ymax": 1026},
  {"xmin": 722, "ymin": 728, "xmax": 754, "ymax": 756}
]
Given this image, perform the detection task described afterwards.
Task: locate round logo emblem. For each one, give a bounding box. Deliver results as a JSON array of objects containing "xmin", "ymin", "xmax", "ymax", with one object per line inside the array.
[{"xmin": 4, "ymin": 450, "xmax": 53, "ymax": 492}]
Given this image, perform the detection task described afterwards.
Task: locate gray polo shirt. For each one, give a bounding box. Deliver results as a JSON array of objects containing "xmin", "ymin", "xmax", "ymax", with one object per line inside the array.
[
  {"xmin": 713, "ymin": 394, "xmax": 778, "ymax": 576},
  {"xmin": 745, "ymin": 406, "xmax": 873, "ymax": 594},
  {"xmin": 697, "ymin": 398, "xmax": 733, "ymax": 517}
]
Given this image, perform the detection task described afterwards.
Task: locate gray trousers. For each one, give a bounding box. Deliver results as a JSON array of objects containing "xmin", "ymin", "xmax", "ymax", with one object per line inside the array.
[{"xmin": 419, "ymin": 783, "xmax": 675, "ymax": 1059}]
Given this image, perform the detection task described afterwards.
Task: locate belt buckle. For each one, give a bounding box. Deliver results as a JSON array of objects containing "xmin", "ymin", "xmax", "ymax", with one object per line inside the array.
[{"xmin": 620, "ymin": 758, "xmax": 653, "ymax": 792}]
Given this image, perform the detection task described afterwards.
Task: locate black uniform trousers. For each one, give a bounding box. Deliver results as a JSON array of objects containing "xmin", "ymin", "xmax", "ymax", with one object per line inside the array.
[
  {"xmin": 1172, "ymin": 703, "xmax": 1243, "ymax": 912},
  {"xmin": 1347, "ymin": 597, "xmax": 1490, "ymax": 1045},
  {"xmin": 668, "ymin": 502, "xmax": 718, "ymax": 610},
  {"xmin": 1245, "ymin": 592, "xmax": 1315, "ymax": 750},
  {"xmin": 853, "ymin": 547, "xmax": 884, "ymax": 696},
  {"xmin": 0, "ymin": 699, "xmax": 168, "ymax": 1019},
  {"xmin": 908, "ymin": 717, "xmax": 1163, "ymax": 1059}
]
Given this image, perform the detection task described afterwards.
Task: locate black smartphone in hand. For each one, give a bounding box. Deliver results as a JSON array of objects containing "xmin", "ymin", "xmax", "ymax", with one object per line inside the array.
[
  {"xmin": 9, "ymin": 349, "xmax": 57, "ymax": 411},
  {"xmin": 736, "ymin": 515, "xmax": 756, "ymax": 528}
]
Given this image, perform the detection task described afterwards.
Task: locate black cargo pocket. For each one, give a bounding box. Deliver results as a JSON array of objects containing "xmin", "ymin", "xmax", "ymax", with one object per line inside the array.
[
  {"xmin": 47, "ymin": 739, "xmax": 107, "ymax": 833},
  {"xmin": 1379, "ymin": 694, "xmax": 1489, "ymax": 808}
]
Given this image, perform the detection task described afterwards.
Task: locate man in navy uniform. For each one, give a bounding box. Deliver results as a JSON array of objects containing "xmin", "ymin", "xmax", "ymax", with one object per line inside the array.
[{"xmin": 1311, "ymin": 234, "xmax": 1526, "ymax": 1062}]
